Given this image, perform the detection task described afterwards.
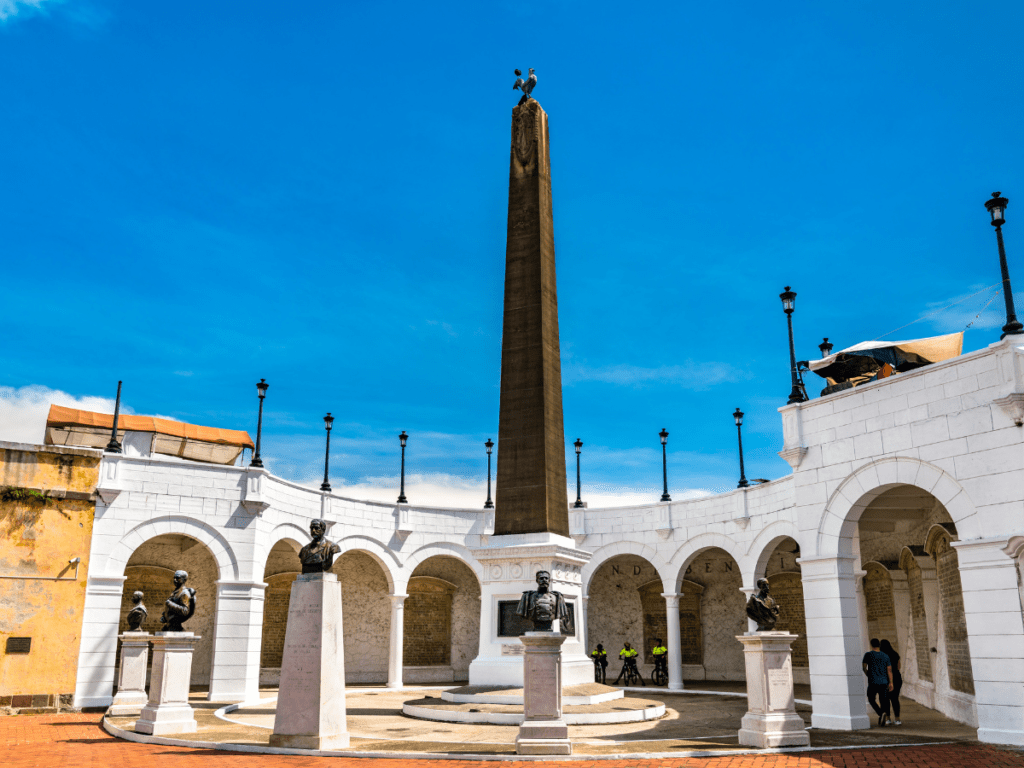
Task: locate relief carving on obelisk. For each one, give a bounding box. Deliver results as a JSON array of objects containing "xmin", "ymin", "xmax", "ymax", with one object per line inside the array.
[{"xmin": 512, "ymin": 105, "xmax": 536, "ymax": 167}]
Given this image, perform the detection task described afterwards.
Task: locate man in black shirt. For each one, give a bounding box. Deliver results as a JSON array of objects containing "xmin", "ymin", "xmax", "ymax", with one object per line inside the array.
[{"xmin": 862, "ymin": 638, "xmax": 894, "ymax": 726}]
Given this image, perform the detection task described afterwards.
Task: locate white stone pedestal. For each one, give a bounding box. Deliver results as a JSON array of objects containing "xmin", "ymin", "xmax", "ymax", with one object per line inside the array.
[
  {"xmin": 270, "ymin": 572, "xmax": 350, "ymax": 751},
  {"xmin": 134, "ymin": 632, "xmax": 201, "ymax": 735},
  {"xmin": 469, "ymin": 533, "xmax": 592, "ymax": 687},
  {"xmin": 516, "ymin": 632, "xmax": 571, "ymax": 755},
  {"xmin": 110, "ymin": 632, "xmax": 150, "ymax": 717},
  {"xmin": 736, "ymin": 632, "xmax": 810, "ymax": 748}
]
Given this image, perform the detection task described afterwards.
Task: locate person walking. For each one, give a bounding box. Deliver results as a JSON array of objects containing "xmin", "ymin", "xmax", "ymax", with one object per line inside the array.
[
  {"xmin": 862, "ymin": 638, "xmax": 893, "ymax": 726},
  {"xmin": 879, "ymin": 639, "xmax": 903, "ymax": 725}
]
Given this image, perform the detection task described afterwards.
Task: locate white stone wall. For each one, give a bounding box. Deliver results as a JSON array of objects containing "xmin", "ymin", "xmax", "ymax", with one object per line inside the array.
[{"xmin": 69, "ymin": 338, "xmax": 1024, "ymax": 746}]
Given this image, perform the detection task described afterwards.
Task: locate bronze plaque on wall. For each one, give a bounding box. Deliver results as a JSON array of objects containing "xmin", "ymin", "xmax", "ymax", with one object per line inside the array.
[
  {"xmin": 497, "ymin": 600, "xmax": 574, "ymax": 637},
  {"xmin": 5, "ymin": 637, "xmax": 31, "ymax": 654}
]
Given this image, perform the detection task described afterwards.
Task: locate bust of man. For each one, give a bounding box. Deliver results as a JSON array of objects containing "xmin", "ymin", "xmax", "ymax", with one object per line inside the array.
[
  {"xmin": 516, "ymin": 570, "xmax": 570, "ymax": 632},
  {"xmin": 299, "ymin": 519, "xmax": 341, "ymax": 574},
  {"xmin": 160, "ymin": 570, "xmax": 197, "ymax": 632},
  {"xmin": 126, "ymin": 590, "xmax": 147, "ymax": 631},
  {"xmin": 745, "ymin": 577, "xmax": 780, "ymax": 632}
]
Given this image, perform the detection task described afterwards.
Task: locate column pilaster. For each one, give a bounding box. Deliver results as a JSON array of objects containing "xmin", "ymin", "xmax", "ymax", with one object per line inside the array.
[
  {"xmin": 387, "ymin": 593, "xmax": 408, "ymax": 688},
  {"xmin": 662, "ymin": 593, "xmax": 683, "ymax": 690},
  {"xmin": 207, "ymin": 580, "xmax": 267, "ymax": 702}
]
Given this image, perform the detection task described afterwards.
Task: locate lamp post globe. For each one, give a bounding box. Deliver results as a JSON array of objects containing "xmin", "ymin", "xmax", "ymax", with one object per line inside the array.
[
  {"xmin": 484, "ymin": 438, "xmax": 494, "ymax": 510},
  {"xmin": 250, "ymin": 378, "xmax": 269, "ymax": 468},
  {"xmin": 984, "ymin": 192, "xmax": 1024, "ymax": 339},
  {"xmin": 734, "ymin": 408, "xmax": 749, "ymax": 489},
  {"xmin": 780, "ymin": 287, "xmax": 808, "ymax": 404},
  {"xmin": 819, "ymin": 337, "xmax": 834, "ymax": 358},
  {"xmin": 659, "ymin": 429, "xmax": 671, "ymax": 502}
]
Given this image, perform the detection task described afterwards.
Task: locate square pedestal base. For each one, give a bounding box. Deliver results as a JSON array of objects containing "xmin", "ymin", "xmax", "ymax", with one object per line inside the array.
[
  {"xmin": 738, "ymin": 712, "xmax": 811, "ymax": 748},
  {"xmin": 736, "ymin": 632, "xmax": 810, "ymax": 749},
  {"xmin": 269, "ymin": 733, "xmax": 351, "ymax": 750},
  {"xmin": 134, "ymin": 705, "xmax": 198, "ymax": 735},
  {"xmin": 109, "ymin": 691, "xmax": 149, "ymax": 717},
  {"xmin": 517, "ymin": 720, "xmax": 572, "ymax": 756}
]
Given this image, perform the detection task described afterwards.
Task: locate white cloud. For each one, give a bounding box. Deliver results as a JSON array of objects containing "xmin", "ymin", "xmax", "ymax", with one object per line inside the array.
[
  {"xmin": 564, "ymin": 361, "xmax": 749, "ymax": 390},
  {"xmin": 294, "ymin": 472, "xmax": 714, "ymax": 511},
  {"xmin": 0, "ymin": 384, "xmax": 126, "ymax": 444},
  {"xmin": 0, "ymin": 0, "xmax": 48, "ymax": 21}
]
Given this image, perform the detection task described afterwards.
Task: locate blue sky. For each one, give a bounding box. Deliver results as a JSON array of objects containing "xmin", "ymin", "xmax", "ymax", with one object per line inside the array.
[{"xmin": 1, "ymin": 1, "xmax": 1022, "ymax": 507}]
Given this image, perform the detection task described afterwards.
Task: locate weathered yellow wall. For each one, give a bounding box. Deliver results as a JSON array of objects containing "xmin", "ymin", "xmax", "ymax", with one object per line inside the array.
[{"xmin": 0, "ymin": 444, "xmax": 100, "ymax": 700}]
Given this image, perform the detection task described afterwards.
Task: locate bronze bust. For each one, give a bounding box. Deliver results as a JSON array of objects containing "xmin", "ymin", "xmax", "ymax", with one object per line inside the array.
[
  {"xmin": 126, "ymin": 590, "xmax": 147, "ymax": 631},
  {"xmin": 746, "ymin": 578, "xmax": 780, "ymax": 632},
  {"xmin": 516, "ymin": 570, "xmax": 570, "ymax": 632},
  {"xmin": 160, "ymin": 570, "xmax": 197, "ymax": 632},
  {"xmin": 299, "ymin": 519, "xmax": 341, "ymax": 574}
]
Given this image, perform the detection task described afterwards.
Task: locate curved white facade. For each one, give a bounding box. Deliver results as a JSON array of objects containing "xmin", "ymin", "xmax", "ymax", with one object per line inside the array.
[{"xmin": 75, "ymin": 337, "xmax": 1024, "ymax": 747}]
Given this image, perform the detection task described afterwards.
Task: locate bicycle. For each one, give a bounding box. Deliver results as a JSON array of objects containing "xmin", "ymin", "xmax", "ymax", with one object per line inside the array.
[
  {"xmin": 651, "ymin": 655, "xmax": 668, "ymax": 686},
  {"xmin": 616, "ymin": 659, "xmax": 643, "ymax": 687},
  {"xmin": 592, "ymin": 656, "xmax": 607, "ymax": 684}
]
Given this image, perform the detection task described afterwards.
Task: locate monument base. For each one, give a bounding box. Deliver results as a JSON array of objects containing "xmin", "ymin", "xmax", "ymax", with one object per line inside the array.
[
  {"xmin": 469, "ymin": 533, "xmax": 592, "ymax": 688},
  {"xmin": 736, "ymin": 632, "xmax": 810, "ymax": 749},
  {"xmin": 516, "ymin": 631, "xmax": 572, "ymax": 756},
  {"xmin": 109, "ymin": 631, "xmax": 150, "ymax": 717},
  {"xmin": 134, "ymin": 632, "xmax": 200, "ymax": 736},
  {"xmin": 270, "ymin": 572, "xmax": 350, "ymax": 750}
]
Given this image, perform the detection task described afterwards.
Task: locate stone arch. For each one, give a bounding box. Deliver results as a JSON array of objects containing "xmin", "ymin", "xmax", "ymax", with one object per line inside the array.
[
  {"xmin": 405, "ymin": 555, "xmax": 481, "ymax": 683},
  {"xmin": 403, "ymin": 542, "xmax": 483, "ymax": 589},
  {"xmin": 924, "ymin": 523, "xmax": 959, "ymax": 555},
  {"xmin": 668, "ymin": 532, "xmax": 745, "ymax": 591},
  {"xmin": 336, "ymin": 534, "xmax": 403, "ymax": 593},
  {"xmin": 254, "ymin": 522, "xmax": 310, "ymax": 572},
  {"xmin": 746, "ymin": 521, "xmax": 803, "ymax": 582},
  {"xmin": 816, "ymin": 457, "xmax": 979, "ymax": 558},
  {"xmin": 862, "ymin": 560, "xmax": 899, "ymax": 651},
  {"xmin": 105, "ymin": 516, "xmax": 237, "ymax": 580},
  {"xmin": 582, "ymin": 541, "xmax": 672, "ymax": 595}
]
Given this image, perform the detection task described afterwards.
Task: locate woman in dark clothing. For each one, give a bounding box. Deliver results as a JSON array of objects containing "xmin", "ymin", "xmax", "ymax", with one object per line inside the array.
[{"xmin": 880, "ymin": 639, "xmax": 903, "ymax": 725}]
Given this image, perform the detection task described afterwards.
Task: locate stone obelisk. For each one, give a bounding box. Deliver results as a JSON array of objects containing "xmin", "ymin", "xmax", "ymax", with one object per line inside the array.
[
  {"xmin": 469, "ymin": 96, "xmax": 591, "ymax": 689},
  {"xmin": 495, "ymin": 97, "xmax": 569, "ymax": 537}
]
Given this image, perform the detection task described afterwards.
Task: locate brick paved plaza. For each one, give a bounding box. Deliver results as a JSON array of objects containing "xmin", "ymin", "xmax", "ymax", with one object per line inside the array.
[{"xmin": 4, "ymin": 713, "xmax": 1024, "ymax": 768}]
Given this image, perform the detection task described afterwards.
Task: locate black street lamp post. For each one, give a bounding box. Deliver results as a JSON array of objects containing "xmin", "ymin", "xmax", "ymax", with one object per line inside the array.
[
  {"xmin": 397, "ymin": 431, "xmax": 409, "ymax": 504},
  {"xmin": 484, "ymin": 439, "xmax": 494, "ymax": 509},
  {"xmin": 573, "ymin": 438, "xmax": 584, "ymax": 509},
  {"xmin": 320, "ymin": 413, "xmax": 334, "ymax": 492},
  {"xmin": 984, "ymin": 192, "xmax": 1024, "ymax": 339},
  {"xmin": 250, "ymin": 379, "xmax": 269, "ymax": 468},
  {"xmin": 734, "ymin": 408, "xmax": 749, "ymax": 489},
  {"xmin": 780, "ymin": 287, "xmax": 808, "ymax": 404},
  {"xmin": 659, "ymin": 428, "xmax": 671, "ymax": 502},
  {"xmin": 105, "ymin": 380, "xmax": 123, "ymax": 454}
]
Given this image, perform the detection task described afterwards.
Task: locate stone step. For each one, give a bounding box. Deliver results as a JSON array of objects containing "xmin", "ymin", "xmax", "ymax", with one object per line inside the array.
[
  {"xmin": 441, "ymin": 682, "xmax": 623, "ymax": 706},
  {"xmin": 403, "ymin": 694, "xmax": 666, "ymax": 725}
]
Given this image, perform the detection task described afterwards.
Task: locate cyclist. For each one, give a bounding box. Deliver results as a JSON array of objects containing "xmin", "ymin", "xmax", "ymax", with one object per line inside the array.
[
  {"xmin": 614, "ymin": 642, "xmax": 645, "ymax": 686},
  {"xmin": 590, "ymin": 644, "xmax": 608, "ymax": 684},
  {"xmin": 651, "ymin": 638, "xmax": 668, "ymax": 685}
]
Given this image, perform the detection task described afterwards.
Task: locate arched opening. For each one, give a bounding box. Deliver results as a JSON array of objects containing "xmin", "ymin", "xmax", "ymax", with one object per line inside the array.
[
  {"xmin": 405, "ymin": 556, "xmax": 481, "ymax": 684},
  {"xmin": 260, "ymin": 541, "xmax": 394, "ymax": 685},
  {"xmin": 760, "ymin": 537, "xmax": 808, "ymax": 684},
  {"xmin": 118, "ymin": 533, "xmax": 220, "ymax": 688},
  {"xmin": 586, "ymin": 554, "xmax": 662, "ymax": 677},
  {"xmin": 676, "ymin": 547, "xmax": 745, "ymax": 681},
  {"xmin": 855, "ymin": 485, "xmax": 976, "ymax": 724}
]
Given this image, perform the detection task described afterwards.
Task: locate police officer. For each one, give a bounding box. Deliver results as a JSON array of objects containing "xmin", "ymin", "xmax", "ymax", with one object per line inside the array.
[
  {"xmin": 590, "ymin": 643, "xmax": 608, "ymax": 684},
  {"xmin": 651, "ymin": 638, "xmax": 668, "ymax": 684},
  {"xmin": 614, "ymin": 642, "xmax": 645, "ymax": 686}
]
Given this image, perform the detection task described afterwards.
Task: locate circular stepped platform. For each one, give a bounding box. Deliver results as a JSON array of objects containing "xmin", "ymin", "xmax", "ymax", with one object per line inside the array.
[
  {"xmin": 403, "ymin": 689, "xmax": 665, "ymax": 725},
  {"xmin": 440, "ymin": 682, "xmax": 623, "ymax": 706}
]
